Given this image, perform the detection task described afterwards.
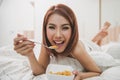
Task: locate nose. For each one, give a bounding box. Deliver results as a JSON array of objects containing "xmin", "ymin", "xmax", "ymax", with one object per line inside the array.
[{"xmin": 55, "ymin": 30, "xmax": 62, "ymax": 39}]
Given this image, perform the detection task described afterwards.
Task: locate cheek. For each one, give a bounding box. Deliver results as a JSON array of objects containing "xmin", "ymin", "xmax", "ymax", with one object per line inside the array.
[
  {"xmin": 63, "ymin": 31, "xmax": 71, "ymax": 40},
  {"xmin": 47, "ymin": 29, "xmax": 54, "ymax": 40}
]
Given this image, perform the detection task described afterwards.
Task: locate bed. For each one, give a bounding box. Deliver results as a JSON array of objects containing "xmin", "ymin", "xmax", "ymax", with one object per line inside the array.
[{"xmin": 0, "ymin": 41, "xmax": 120, "ymax": 80}]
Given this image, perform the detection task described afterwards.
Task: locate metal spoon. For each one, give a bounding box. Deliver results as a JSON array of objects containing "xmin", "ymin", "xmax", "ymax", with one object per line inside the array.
[{"xmin": 28, "ymin": 39, "xmax": 58, "ymax": 49}]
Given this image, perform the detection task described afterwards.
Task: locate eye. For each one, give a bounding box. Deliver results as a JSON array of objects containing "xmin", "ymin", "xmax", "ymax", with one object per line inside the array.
[
  {"xmin": 63, "ymin": 27, "xmax": 69, "ymax": 30},
  {"xmin": 62, "ymin": 25, "xmax": 70, "ymax": 30},
  {"xmin": 48, "ymin": 26, "xmax": 55, "ymax": 30}
]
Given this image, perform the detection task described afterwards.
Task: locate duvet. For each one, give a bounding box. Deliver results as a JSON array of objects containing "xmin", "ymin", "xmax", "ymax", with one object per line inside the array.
[{"xmin": 0, "ymin": 45, "xmax": 120, "ymax": 80}]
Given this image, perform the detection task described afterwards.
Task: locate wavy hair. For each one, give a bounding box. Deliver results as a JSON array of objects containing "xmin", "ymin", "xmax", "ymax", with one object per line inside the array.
[{"xmin": 42, "ymin": 4, "xmax": 79, "ymax": 56}]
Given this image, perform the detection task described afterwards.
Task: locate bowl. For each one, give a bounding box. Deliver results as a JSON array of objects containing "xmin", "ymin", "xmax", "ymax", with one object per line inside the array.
[{"xmin": 46, "ymin": 64, "xmax": 74, "ymax": 80}]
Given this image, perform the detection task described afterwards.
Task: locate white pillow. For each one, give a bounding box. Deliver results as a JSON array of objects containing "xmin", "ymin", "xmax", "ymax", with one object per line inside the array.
[
  {"xmin": 102, "ymin": 42, "xmax": 120, "ymax": 59},
  {"xmin": 89, "ymin": 51, "xmax": 116, "ymax": 71},
  {"xmin": 100, "ymin": 66, "xmax": 120, "ymax": 80},
  {"xmin": 83, "ymin": 76, "xmax": 102, "ymax": 80}
]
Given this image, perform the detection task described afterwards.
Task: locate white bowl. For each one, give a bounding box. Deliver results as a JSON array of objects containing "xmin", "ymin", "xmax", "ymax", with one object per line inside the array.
[{"xmin": 46, "ymin": 64, "xmax": 74, "ymax": 80}]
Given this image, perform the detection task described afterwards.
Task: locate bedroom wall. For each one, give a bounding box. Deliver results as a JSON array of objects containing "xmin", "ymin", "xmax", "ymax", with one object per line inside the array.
[
  {"xmin": 101, "ymin": 0, "xmax": 120, "ymax": 26},
  {"xmin": 101, "ymin": 0, "xmax": 120, "ymax": 44},
  {"xmin": 0, "ymin": 0, "xmax": 34, "ymax": 47}
]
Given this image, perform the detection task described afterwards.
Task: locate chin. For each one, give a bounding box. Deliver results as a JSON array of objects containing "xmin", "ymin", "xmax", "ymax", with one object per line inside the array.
[
  {"xmin": 56, "ymin": 51, "xmax": 63, "ymax": 53},
  {"xmin": 55, "ymin": 45, "xmax": 66, "ymax": 53},
  {"xmin": 56, "ymin": 49, "xmax": 64, "ymax": 54}
]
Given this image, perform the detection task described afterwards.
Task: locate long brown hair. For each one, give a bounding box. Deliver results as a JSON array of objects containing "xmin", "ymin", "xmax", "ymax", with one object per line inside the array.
[{"xmin": 42, "ymin": 4, "xmax": 79, "ymax": 56}]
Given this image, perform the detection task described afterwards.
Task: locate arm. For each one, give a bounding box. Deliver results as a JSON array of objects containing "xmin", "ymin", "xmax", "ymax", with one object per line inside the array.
[
  {"xmin": 28, "ymin": 46, "xmax": 50, "ymax": 75},
  {"xmin": 72, "ymin": 40, "xmax": 101, "ymax": 80},
  {"xmin": 27, "ymin": 46, "xmax": 50, "ymax": 75},
  {"xmin": 38, "ymin": 46, "xmax": 50, "ymax": 74},
  {"xmin": 14, "ymin": 34, "xmax": 50, "ymax": 76},
  {"xmin": 73, "ymin": 71, "xmax": 100, "ymax": 80}
]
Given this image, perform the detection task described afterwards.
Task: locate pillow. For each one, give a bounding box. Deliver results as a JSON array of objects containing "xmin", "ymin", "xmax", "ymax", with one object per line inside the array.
[
  {"xmin": 100, "ymin": 66, "xmax": 120, "ymax": 80},
  {"xmin": 101, "ymin": 42, "xmax": 120, "ymax": 59},
  {"xmin": 83, "ymin": 76, "xmax": 102, "ymax": 80},
  {"xmin": 89, "ymin": 51, "xmax": 116, "ymax": 71},
  {"xmin": 0, "ymin": 45, "xmax": 27, "ymax": 60}
]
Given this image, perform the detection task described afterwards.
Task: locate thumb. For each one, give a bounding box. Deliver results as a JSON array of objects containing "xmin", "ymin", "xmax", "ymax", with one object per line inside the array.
[
  {"xmin": 72, "ymin": 70, "xmax": 81, "ymax": 80},
  {"xmin": 17, "ymin": 33, "xmax": 23, "ymax": 37},
  {"xmin": 72, "ymin": 70, "xmax": 79, "ymax": 75}
]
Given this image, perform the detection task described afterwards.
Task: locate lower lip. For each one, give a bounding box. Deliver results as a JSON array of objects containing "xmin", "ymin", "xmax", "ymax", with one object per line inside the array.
[{"xmin": 56, "ymin": 44, "xmax": 63, "ymax": 49}]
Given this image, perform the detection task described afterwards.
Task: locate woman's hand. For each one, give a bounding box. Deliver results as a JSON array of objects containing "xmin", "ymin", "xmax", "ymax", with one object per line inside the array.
[
  {"xmin": 14, "ymin": 34, "xmax": 35, "ymax": 57},
  {"xmin": 73, "ymin": 70, "xmax": 82, "ymax": 80}
]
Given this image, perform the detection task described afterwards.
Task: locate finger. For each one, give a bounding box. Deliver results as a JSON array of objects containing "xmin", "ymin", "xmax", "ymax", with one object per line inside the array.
[
  {"xmin": 73, "ymin": 71, "xmax": 81, "ymax": 80},
  {"xmin": 17, "ymin": 33, "xmax": 23, "ymax": 37},
  {"xmin": 21, "ymin": 47, "xmax": 34, "ymax": 55},
  {"xmin": 14, "ymin": 42, "xmax": 25, "ymax": 50},
  {"xmin": 74, "ymin": 76, "xmax": 81, "ymax": 80},
  {"xmin": 15, "ymin": 44, "xmax": 34, "ymax": 54},
  {"xmin": 14, "ymin": 41, "xmax": 34, "ymax": 50},
  {"xmin": 14, "ymin": 34, "xmax": 27, "ymax": 45},
  {"xmin": 15, "ymin": 45, "xmax": 29, "ymax": 54},
  {"xmin": 72, "ymin": 70, "xmax": 78, "ymax": 75}
]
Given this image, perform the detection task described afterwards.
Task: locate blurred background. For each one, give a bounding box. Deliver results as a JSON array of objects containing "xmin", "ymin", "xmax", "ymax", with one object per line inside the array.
[{"xmin": 0, "ymin": 0, "xmax": 120, "ymax": 47}]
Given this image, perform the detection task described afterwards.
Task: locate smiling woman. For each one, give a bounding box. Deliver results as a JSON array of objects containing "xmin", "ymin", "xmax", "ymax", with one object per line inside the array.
[
  {"xmin": 13, "ymin": 4, "xmax": 101, "ymax": 80},
  {"xmin": 0, "ymin": 1, "xmax": 120, "ymax": 80}
]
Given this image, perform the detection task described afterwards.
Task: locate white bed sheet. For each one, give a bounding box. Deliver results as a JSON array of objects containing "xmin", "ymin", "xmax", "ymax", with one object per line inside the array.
[{"xmin": 0, "ymin": 45, "xmax": 120, "ymax": 80}]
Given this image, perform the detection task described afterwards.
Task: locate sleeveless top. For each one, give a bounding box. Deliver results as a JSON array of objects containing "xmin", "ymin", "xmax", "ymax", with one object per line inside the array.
[{"xmin": 49, "ymin": 55, "xmax": 84, "ymax": 72}]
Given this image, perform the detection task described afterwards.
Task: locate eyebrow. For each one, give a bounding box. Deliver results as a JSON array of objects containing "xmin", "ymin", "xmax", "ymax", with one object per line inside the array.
[
  {"xmin": 48, "ymin": 23, "xmax": 70, "ymax": 26},
  {"xmin": 48, "ymin": 23, "xmax": 55, "ymax": 26},
  {"xmin": 62, "ymin": 24, "xmax": 70, "ymax": 27}
]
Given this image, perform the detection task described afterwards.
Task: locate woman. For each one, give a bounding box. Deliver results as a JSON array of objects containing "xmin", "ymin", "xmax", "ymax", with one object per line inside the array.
[{"xmin": 14, "ymin": 4, "xmax": 101, "ymax": 80}]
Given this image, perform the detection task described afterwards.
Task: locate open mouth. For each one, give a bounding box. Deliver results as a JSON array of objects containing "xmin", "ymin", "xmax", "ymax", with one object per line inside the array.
[{"xmin": 53, "ymin": 40, "xmax": 65, "ymax": 48}]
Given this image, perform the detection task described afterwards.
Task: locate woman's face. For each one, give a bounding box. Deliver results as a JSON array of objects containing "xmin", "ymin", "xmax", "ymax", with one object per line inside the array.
[{"xmin": 46, "ymin": 14, "xmax": 72, "ymax": 53}]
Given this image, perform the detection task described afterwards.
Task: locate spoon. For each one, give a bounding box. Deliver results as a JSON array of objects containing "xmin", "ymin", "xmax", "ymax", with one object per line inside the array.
[{"xmin": 28, "ymin": 39, "xmax": 58, "ymax": 49}]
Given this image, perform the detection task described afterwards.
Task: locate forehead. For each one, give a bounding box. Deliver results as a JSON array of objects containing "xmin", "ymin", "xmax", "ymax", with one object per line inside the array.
[{"xmin": 48, "ymin": 14, "xmax": 69, "ymax": 24}]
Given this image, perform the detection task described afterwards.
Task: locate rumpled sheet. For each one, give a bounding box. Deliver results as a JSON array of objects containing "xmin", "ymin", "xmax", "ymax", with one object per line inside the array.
[
  {"xmin": 0, "ymin": 46, "xmax": 48, "ymax": 80},
  {"xmin": 0, "ymin": 46, "xmax": 120, "ymax": 80}
]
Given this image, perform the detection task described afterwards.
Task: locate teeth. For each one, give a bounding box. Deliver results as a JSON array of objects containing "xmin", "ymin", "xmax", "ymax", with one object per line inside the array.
[{"xmin": 55, "ymin": 41, "xmax": 63, "ymax": 44}]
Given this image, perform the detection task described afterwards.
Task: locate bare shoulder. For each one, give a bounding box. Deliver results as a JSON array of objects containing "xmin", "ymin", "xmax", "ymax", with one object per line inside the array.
[
  {"xmin": 72, "ymin": 41, "xmax": 101, "ymax": 73},
  {"xmin": 72, "ymin": 40, "xmax": 87, "ymax": 58}
]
